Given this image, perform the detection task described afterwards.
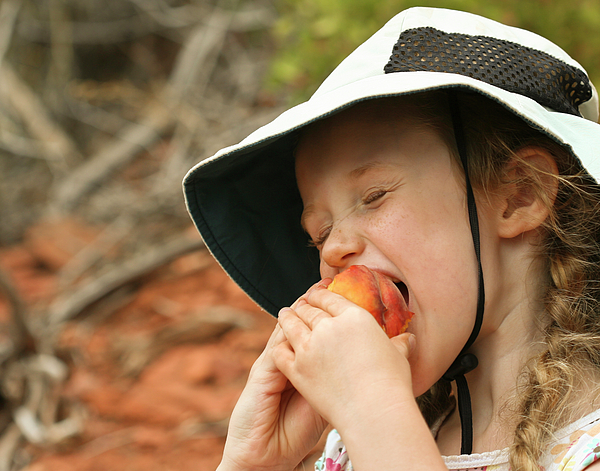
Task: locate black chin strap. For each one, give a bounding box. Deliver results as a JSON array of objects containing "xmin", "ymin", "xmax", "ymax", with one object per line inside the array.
[{"xmin": 442, "ymin": 92, "xmax": 486, "ymax": 455}]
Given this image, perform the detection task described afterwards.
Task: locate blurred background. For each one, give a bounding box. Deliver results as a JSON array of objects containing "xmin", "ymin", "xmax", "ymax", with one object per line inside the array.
[{"xmin": 0, "ymin": 0, "xmax": 598, "ymax": 469}]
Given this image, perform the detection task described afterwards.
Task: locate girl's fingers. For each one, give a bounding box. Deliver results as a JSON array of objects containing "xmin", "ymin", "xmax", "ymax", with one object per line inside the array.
[
  {"xmin": 249, "ymin": 324, "xmax": 288, "ymax": 378},
  {"xmin": 272, "ymin": 337, "xmax": 295, "ymax": 368},
  {"xmin": 279, "ymin": 284, "xmax": 365, "ymax": 338},
  {"xmin": 293, "ymin": 301, "xmax": 334, "ymax": 331},
  {"xmin": 280, "ymin": 280, "xmax": 334, "ymax": 334},
  {"xmin": 264, "ymin": 323, "xmax": 287, "ymax": 350},
  {"xmin": 305, "ymin": 284, "xmax": 360, "ymax": 318},
  {"xmin": 278, "ymin": 307, "xmax": 311, "ymax": 352},
  {"xmin": 390, "ymin": 333, "xmax": 417, "ymax": 359}
]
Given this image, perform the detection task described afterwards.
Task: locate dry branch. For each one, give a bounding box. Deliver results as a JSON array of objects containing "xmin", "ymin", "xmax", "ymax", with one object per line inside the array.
[
  {"xmin": 0, "ymin": 64, "xmax": 82, "ymax": 168},
  {"xmin": 50, "ymin": 3, "xmax": 235, "ymax": 212},
  {"xmin": 49, "ymin": 102, "xmax": 173, "ymax": 212},
  {"xmin": 166, "ymin": 6, "xmax": 234, "ymax": 100},
  {"xmin": 46, "ymin": 234, "xmax": 205, "ymax": 326},
  {"xmin": 16, "ymin": 5, "xmax": 275, "ymax": 44},
  {"xmin": 0, "ymin": 266, "xmax": 35, "ymax": 357},
  {"xmin": 0, "ymin": 0, "xmax": 281, "ymax": 467},
  {"xmin": 17, "ymin": 14, "xmax": 159, "ymax": 45},
  {"xmin": 0, "ymin": 128, "xmax": 48, "ymax": 160},
  {"xmin": 47, "ymin": 0, "xmax": 74, "ymax": 96},
  {"xmin": 115, "ymin": 305, "xmax": 254, "ymax": 376},
  {"xmin": 0, "ymin": 424, "xmax": 21, "ymax": 471},
  {"xmin": 127, "ymin": 0, "xmax": 206, "ymax": 28},
  {"xmin": 0, "ymin": 0, "xmax": 21, "ymax": 68},
  {"xmin": 64, "ymin": 93, "xmax": 142, "ymax": 136},
  {"xmin": 57, "ymin": 215, "xmax": 135, "ymax": 289}
]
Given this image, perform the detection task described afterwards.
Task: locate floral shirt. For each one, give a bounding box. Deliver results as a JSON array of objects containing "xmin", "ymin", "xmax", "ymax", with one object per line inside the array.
[{"xmin": 315, "ymin": 409, "xmax": 600, "ymax": 471}]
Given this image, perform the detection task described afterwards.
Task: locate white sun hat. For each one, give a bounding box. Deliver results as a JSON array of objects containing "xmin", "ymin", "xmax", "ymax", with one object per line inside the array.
[{"xmin": 183, "ymin": 6, "xmax": 600, "ymax": 318}]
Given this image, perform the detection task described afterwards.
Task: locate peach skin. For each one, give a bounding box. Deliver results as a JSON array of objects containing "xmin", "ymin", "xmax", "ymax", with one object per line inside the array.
[{"xmin": 327, "ymin": 265, "xmax": 414, "ymax": 338}]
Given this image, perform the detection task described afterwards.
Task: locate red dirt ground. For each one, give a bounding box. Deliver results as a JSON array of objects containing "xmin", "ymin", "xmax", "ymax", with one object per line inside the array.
[{"xmin": 0, "ymin": 219, "xmax": 331, "ymax": 470}]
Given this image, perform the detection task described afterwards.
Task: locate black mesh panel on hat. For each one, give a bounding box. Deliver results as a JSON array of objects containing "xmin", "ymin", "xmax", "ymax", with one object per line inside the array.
[{"xmin": 384, "ymin": 27, "xmax": 592, "ymax": 116}]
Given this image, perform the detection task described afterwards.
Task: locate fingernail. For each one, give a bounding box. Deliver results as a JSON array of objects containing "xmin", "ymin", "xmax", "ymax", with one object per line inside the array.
[
  {"xmin": 318, "ymin": 278, "xmax": 332, "ymax": 288},
  {"xmin": 408, "ymin": 334, "xmax": 417, "ymax": 354},
  {"xmin": 278, "ymin": 307, "xmax": 292, "ymax": 317},
  {"xmin": 303, "ymin": 279, "xmax": 329, "ymax": 299}
]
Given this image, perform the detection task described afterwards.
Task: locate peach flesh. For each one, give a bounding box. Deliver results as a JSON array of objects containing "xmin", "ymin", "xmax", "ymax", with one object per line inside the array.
[{"xmin": 327, "ymin": 265, "xmax": 414, "ymax": 338}]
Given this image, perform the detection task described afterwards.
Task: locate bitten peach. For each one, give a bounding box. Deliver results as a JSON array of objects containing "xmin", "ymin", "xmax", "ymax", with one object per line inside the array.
[{"xmin": 327, "ymin": 265, "xmax": 414, "ymax": 338}]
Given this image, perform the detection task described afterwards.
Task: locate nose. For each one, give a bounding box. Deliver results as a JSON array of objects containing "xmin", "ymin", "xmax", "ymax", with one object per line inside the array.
[{"xmin": 320, "ymin": 223, "xmax": 365, "ymax": 272}]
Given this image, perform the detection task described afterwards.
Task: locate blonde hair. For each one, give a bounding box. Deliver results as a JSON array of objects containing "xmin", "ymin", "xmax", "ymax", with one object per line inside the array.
[
  {"xmin": 460, "ymin": 96, "xmax": 600, "ymax": 471},
  {"xmin": 430, "ymin": 92, "xmax": 600, "ymax": 471}
]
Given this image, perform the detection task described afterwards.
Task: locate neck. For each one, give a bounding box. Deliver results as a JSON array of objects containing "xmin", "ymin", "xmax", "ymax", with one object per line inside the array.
[{"xmin": 436, "ymin": 297, "xmax": 546, "ymax": 456}]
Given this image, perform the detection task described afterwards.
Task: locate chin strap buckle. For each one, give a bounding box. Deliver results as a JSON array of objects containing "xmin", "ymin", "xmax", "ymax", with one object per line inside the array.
[{"xmin": 443, "ymin": 353, "xmax": 478, "ymax": 381}]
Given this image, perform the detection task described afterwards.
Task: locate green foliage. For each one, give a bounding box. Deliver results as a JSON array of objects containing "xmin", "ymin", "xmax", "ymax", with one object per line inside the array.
[{"xmin": 267, "ymin": 0, "xmax": 600, "ymax": 105}]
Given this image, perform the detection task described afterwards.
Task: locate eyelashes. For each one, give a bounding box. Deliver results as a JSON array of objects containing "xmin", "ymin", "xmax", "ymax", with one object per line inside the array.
[
  {"xmin": 362, "ymin": 189, "xmax": 387, "ymax": 205},
  {"xmin": 307, "ymin": 226, "xmax": 331, "ymax": 249}
]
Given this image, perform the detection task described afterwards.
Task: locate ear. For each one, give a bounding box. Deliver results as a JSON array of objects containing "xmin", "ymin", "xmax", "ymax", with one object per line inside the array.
[{"xmin": 496, "ymin": 146, "xmax": 559, "ymax": 239}]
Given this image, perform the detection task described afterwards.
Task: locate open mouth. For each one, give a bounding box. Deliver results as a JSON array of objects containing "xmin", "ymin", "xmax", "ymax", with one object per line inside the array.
[{"xmin": 394, "ymin": 281, "xmax": 410, "ymax": 307}]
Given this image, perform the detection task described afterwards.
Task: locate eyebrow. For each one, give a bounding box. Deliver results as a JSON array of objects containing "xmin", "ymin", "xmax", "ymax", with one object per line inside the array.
[{"xmin": 348, "ymin": 160, "xmax": 393, "ymax": 179}]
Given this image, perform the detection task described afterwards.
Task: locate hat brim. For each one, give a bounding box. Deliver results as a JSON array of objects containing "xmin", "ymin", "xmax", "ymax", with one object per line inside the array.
[{"xmin": 183, "ymin": 70, "xmax": 600, "ymax": 316}]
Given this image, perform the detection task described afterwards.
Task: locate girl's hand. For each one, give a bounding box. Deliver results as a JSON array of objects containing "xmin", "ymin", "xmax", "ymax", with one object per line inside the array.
[
  {"xmin": 218, "ymin": 301, "xmax": 328, "ymax": 471},
  {"xmin": 273, "ymin": 285, "xmax": 416, "ymax": 433},
  {"xmin": 273, "ymin": 286, "xmax": 448, "ymax": 471}
]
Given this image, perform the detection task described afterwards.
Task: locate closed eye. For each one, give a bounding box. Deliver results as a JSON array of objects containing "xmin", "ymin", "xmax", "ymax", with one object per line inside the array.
[
  {"xmin": 363, "ymin": 189, "xmax": 387, "ymax": 205},
  {"xmin": 308, "ymin": 226, "xmax": 332, "ymax": 249}
]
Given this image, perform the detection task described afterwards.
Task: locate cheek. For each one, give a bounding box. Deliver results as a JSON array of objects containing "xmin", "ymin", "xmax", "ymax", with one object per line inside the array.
[
  {"xmin": 377, "ymin": 197, "xmax": 476, "ymax": 282},
  {"xmin": 407, "ymin": 225, "xmax": 479, "ymax": 330},
  {"xmin": 408, "ymin": 255, "xmax": 477, "ymax": 394},
  {"xmin": 378, "ymin": 205, "xmax": 478, "ymax": 391}
]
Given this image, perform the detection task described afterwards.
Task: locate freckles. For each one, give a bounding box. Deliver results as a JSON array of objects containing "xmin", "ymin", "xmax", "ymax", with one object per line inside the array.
[
  {"xmin": 370, "ymin": 215, "xmax": 396, "ymax": 235},
  {"xmin": 371, "ymin": 217, "xmax": 412, "ymax": 251},
  {"xmin": 370, "ymin": 203, "xmax": 411, "ymax": 232}
]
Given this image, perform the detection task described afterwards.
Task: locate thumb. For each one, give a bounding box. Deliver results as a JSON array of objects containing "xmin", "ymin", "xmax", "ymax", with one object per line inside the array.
[{"xmin": 390, "ymin": 332, "xmax": 416, "ymax": 359}]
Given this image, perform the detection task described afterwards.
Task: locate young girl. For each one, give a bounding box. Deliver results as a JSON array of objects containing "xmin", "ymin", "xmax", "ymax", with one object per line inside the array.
[{"xmin": 183, "ymin": 7, "xmax": 600, "ymax": 471}]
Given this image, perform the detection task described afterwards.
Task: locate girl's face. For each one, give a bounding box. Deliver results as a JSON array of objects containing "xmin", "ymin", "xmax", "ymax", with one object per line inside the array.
[{"xmin": 295, "ymin": 107, "xmax": 481, "ymax": 395}]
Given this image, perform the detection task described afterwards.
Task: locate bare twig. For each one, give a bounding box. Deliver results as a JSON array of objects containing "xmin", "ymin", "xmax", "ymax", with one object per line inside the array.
[
  {"xmin": 230, "ymin": 5, "xmax": 277, "ymax": 31},
  {"xmin": 64, "ymin": 92, "xmax": 142, "ymax": 136},
  {"xmin": 17, "ymin": 15, "xmax": 159, "ymax": 45},
  {"xmin": 16, "ymin": 5, "xmax": 275, "ymax": 44},
  {"xmin": 200, "ymin": 106, "xmax": 284, "ymax": 162},
  {"xmin": 0, "ymin": 423, "xmax": 21, "ymax": 471},
  {"xmin": 46, "ymin": 0, "xmax": 74, "ymax": 106},
  {"xmin": 57, "ymin": 215, "xmax": 135, "ymax": 289},
  {"xmin": 49, "ymin": 101, "xmax": 173, "ymax": 212},
  {"xmin": 126, "ymin": 0, "xmax": 205, "ymax": 28},
  {"xmin": 46, "ymin": 234, "xmax": 205, "ymax": 326},
  {"xmin": 115, "ymin": 305, "xmax": 254, "ymax": 376},
  {"xmin": 166, "ymin": 6, "xmax": 235, "ymax": 101},
  {"xmin": 178, "ymin": 417, "xmax": 229, "ymax": 439},
  {"xmin": 0, "ymin": 0, "xmax": 21, "ymax": 68},
  {"xmin": 80, "ymin": 427, "xmax": 136, "ymax": 459},
  {"xmin": 51, "ymin": 3, "xmax": 237, "ymax": 212},
  {"xmin": 0, "ymin": 64, "xmax": 82, "ymax": 168},
  {"xmin": 0, "ymin": 266, "xmax": 35, "ymax": 356},
  {"xmin": 0, "ymin": 129, "xmax": 48, "ymax": 160},
  {"xmin": 12, "ymin": 354, "xmax": 79, "ymax": 446}
]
